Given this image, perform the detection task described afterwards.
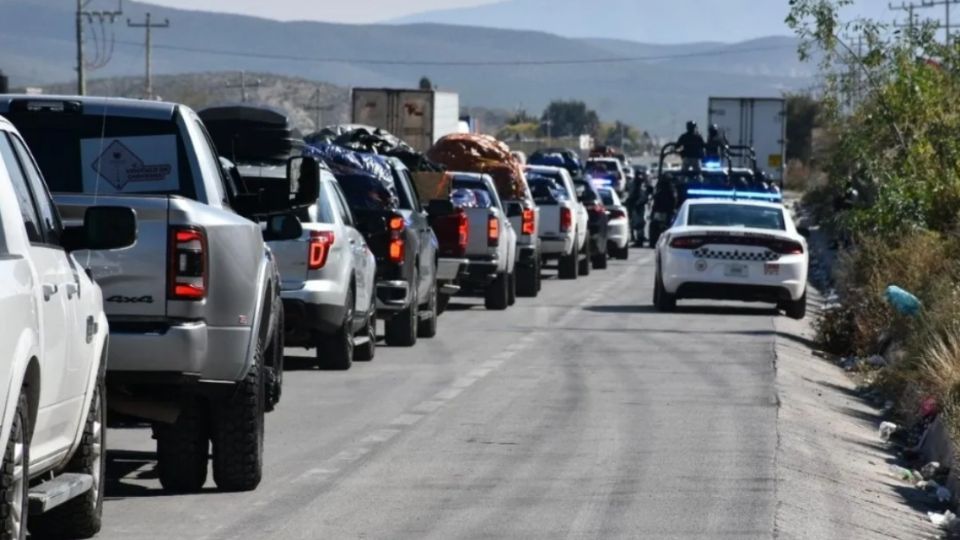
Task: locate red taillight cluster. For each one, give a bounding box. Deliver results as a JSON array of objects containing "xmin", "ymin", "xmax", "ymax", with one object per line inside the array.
[
  {"xmin": 388, "ymin": 213, "xmax": 405, "ymax": 264},
  {"xmin": 560, "ymin": 207, "xmax": 572, "ymax": 233},
  {"xmin": 771, "ymin": 240, "xmax": 805, "ymax": 255},
  {"xmin": 456, "ymin": 210, "xmax": 469, "ymax": 256},
  {"xmin": 608, "ymin": 209, "xmax": 627, "ymax": 220},
  {"xmin": 169, "ymin": 227, "xmax": 206, "ymax": 300},
  {"xmin": 521, "ymin": 208, "xmax": 535, "ymax": 236},
  {"xmin": 487, "ymin": 215, "xmax": 500, "ymax": 247},
  {"xmin": 587, "ymin": 202, "xmax": 606, "ymax": 216},
  {"xmin": 308, "ymin": 231, "xmax": 335, "ymax": 270},
  {"xmin": 669, "ymin": 236, "xmax": 706, "ymax": 249}
]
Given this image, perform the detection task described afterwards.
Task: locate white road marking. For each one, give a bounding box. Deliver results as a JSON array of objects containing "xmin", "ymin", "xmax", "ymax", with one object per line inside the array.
[{"xmin": 390, "ymin": 413, "xmax": 425, "ymax": 426}]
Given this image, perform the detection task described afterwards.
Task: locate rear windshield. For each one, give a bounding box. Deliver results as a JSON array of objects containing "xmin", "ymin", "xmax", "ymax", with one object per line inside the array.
[
  {"xmin": 527, "ymin": 173, "xmax": 570, "ymax": 199},
  {"xmin": 335, "ymin": 173, "xmax": 395, "ymax": 211},
  {"xmin": 452, "ymin": 179, "xmax": 494, "ymax": 208},
  {"xmin": 598, "ymin": 189, "xmax": 615, "ymax": 206},
  {"xmin": 6, "ymin": 112, "xmax": 196, "ymax": 198},
  {"xmin": 687, "ymin": 204, "xmax": 785, "ymax": 230}
]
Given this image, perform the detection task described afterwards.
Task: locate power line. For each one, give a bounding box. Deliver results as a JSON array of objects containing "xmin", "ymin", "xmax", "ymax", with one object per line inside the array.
[
  {"xmin": 890, "ymin": 1, "xmax": 923, "ymax": 31},
  {"xmin": 226, "ymin": 71, "xmax": 261, "ymax": 102},
  {"xmin": 103, "ymin": 39, "xmax": 797, "ymax": 67},
  {"xmin": 127, "ymin": 13, "xmax": 170, "ymax": 99}
]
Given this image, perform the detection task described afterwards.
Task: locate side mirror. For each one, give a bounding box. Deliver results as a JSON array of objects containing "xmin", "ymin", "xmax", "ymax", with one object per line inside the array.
[
  {"xmin": 63, "ymin": 206, "xmax": 137, "ymax": 251},
  {"xmin": 505, "ymin": 201, "xmax": 524, "ymax": 218},
  {"xmin": 427, "ymin": 199, "xmax": 455, "ymax": 216},
  {"xmin": 263, "ymin": 214, "xmax": 303, "ymax": 241},
  {"xmin": 288, "ymin": 156, "xmax": 321, "ymax": 208}
]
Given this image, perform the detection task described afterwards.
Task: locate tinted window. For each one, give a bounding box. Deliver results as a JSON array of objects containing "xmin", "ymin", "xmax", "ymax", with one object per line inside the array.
[
  {"xmin": 8, "ymin": 134, "xmax": 62, "ymax": 244},
  {"xmin": 335, "ymin": 173, "xmax": 395, "ymax": 211},
  {"xmin": 0, "ymin": 134, "xmax": 43, "ymax": 243},
  {"xmin": 574, "ymin": 181, "xmax": 599, "ymax": 203},
  {"xmin": 687, "ymin": 204, "xmax": 785, "ymax": 230},
  {"xmin": 6, "ymin": 111, "xmax": 196, "ymax": 199},
  {"xmin": 598, "ymin": 189, "xmax": 615, "ymax": 206},
  {"xmin": 397, "ymin": 170, "xmax": 422, "ymax": 212},
  {"xmin": 328, "ymin": 181, "xmax": 354, "ymax": 225}
]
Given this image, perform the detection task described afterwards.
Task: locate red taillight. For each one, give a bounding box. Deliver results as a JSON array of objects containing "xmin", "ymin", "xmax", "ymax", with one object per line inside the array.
[
  {"xmin": 588, "ymin": 202, "xmax": 606, "ymax": 216},
  {"xmin": 487, "ymin": 215, "xmax": 500, "ymax": 247},
  {"xmin": 669, "ymin": 236, "xmax": 706, "ymax": 249},
  {"xmin": 609, "ymin": 209, "xmax": 627, "ymax": 219},
  {"xmin": 389, "ymin": 213, "xmax": 405, "ymax": 264},
  {"xmin": 521, "ymin": 208, "xmax": 535, "ymax": 236},
  {"xmin": 308, "ymin": 231, "xmax": 335, "ymax": 270},
  {"xmin": 560, "ymin": 207, "xmax": 572, "ymax": 233},
  {"xmin": 457, "ymin": 210, "xmax": 469, "ymax": 256},
  {"xmin": 169, "ymin": 227, "xmax": 206, "ymax": 301},
  {"xmin": 772, "ymin": 240, "xmax": 804, "ymax": 255}
]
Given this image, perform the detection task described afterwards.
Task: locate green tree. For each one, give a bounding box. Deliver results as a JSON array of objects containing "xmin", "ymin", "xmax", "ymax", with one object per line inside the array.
[
  {"xmin": 540, "ymin": 100, "xmax": 600, "ymax": 138},
  {"xmin": 785, "ymin": 93, "xmax": 822, "ymax": 162}
]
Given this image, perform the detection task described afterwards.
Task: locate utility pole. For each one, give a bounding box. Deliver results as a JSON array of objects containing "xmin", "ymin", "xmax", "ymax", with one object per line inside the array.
[
  {"xmin": 304, "ymin": 88, "xmax": 335, "ymax": 130},
  {"xmin": 76, "ymin": 0, "xmax": 123, "ymax": 96},
  {"xmin": 890, "ymin": 1, "xmax": 922, "ymax": 32},
  {"xmin": 226, "ymin": 71, "xmax": 261, "ymax": 103},
  {"xmin": 921, "ymin": 0, "xmax": 960, "ymax": 44},
  {"xmin": 127, "ymin": 13, "xmax": 170, "ymax": 100}
]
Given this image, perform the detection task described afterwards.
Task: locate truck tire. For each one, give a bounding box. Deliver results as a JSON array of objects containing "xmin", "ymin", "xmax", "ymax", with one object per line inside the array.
[
  {"xmin": 578, "ymin": 241, "xmax": 592, "ymax": 276},
  {"xmin": 0, "ymin": 391, "xmax": 28, "ymax": 540},
  {"xmin": 782, "ymin": 292, "xmax": 807, "ymax": 320},
  {"xmin": 354, "ymin": 301, "xmax": 377, "ymax": 362},
  {"xmin": 507, "ymin": 272, "xmax": 517, "ymax": 306},
  {"xmin": 265, "ymin": 307, "xmax": 283, "ymax": 412},
  {"xmin": 559, "ymin": 249, "xmax": 578, "ymax": 280},
  {"xmin": 29, "ymin": 372, "xmax": 106, "ymax": 538},
  {"xmin": 592, "ymin": 250, "xmax": 608, "ymax": 270},
  {"xmin": 156, "ymin": 400, "xmax": 209, "ymax": 493},
  {"xmin": 417, "ymin": 282, "xmax": 439, "ymax": 339},
  {"xmin": 318, "ymin": 288, "xmax": 354, "ymax": 371},
  {"xmin": 617, "ymin": 244, "xmax": 630, "ymax": 260},
  {"xmin": 212, "ymin": 354, "xmax": 265, "ymax": 492},
  {"xmin": 385, "ymin": 268, "xmax": 419, "ymax": 347},
  {"xmin": 437, "ymin": 293, "xmax": 451, "ymax": 314},
  {"xmin": 517, "ymin": 259, "xmax": 539, "ymax": 297},
  {"xmin": 485, "ymin": 272, "xmax": 510, "ymax": 310}
]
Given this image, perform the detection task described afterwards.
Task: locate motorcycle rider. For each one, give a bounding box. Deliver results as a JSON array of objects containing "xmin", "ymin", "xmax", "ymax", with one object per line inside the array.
[{"xmin": 676, "ymin": 121, "xmax": 705, "ymax": 173}]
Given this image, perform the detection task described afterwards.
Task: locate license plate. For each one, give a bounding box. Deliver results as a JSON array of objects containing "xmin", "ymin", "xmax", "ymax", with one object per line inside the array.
[
  {"xmin": 764, "ymin": 263, "xmax": 780, "ymax": 276},
  {"xmin": 725, "ymin": 264, "xmax": 748, "ymax": 278}
]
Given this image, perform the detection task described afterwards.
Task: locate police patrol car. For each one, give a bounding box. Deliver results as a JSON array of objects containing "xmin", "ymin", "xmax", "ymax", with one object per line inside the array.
[{"xmin": 653, "ymin": 191, "xmax": 807, "ymax": 319}]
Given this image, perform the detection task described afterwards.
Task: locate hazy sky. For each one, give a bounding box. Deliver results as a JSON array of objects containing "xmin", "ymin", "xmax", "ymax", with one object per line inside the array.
[{"xmin": 143, "ymin": 0, "xmax": 499, "ymax": 23}]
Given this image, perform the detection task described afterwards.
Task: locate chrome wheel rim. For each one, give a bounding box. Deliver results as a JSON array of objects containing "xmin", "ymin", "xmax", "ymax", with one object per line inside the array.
[{"xmin": 10, "ymin": 436, "xmax": 24, "ymax": 538}]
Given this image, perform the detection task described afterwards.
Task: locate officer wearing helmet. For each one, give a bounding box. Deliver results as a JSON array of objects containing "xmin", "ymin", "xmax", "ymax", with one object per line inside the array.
[
  {"xmin": 705, "ymin": 124, "xmax": 728, "ymax": 162},
  {"xmin": 676, "ymin": 121, "xmax": 705, "ymax": 173}
]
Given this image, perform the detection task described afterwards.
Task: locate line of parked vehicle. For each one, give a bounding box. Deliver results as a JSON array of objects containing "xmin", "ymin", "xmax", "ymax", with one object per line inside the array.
[{"xmin": 0, "ymin": 96, "xmax": 633, "ymax": 539}]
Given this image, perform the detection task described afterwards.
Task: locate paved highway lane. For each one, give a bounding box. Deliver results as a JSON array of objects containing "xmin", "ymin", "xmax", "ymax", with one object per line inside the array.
[{"xmin": 101, "ymin": 251, "xmax": 780, "ymax": 539}]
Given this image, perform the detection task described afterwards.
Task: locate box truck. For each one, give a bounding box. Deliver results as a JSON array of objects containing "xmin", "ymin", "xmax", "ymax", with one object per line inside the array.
[
  {"xmin": 707, "ymin": 97, "xmax": 787, "ymax": 185},
  {"xmin": 351, "ymin": 88, "xmax": 460, "ymax": 153}
]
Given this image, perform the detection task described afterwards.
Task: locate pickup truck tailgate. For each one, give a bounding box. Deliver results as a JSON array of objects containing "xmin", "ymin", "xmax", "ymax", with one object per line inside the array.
[
  {"xmin": 56, "ymin": 194, "xmax": 170, "ymax": 318},
  {"xmin": 462, "ymin": 207, "xmax": 497, "ymax": 257}
]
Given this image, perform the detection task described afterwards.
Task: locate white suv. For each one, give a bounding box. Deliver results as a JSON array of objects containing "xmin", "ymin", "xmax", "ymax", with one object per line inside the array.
[
  {"xmin": 0, "ymin": 116, "xmax": 136, "ymax": 538},
  {"xmin": 267, "ymin": 166, "xmax": 377, "ymax": 371}
]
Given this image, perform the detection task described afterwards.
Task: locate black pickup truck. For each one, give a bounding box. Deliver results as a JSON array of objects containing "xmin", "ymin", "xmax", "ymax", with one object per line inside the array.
[{"xmin": 310, "ymin": 145, "xmax": 439, "ymax": 347}]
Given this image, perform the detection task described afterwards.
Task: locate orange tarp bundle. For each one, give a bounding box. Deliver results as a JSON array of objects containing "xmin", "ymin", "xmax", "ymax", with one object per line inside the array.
[{"xmin": 426, "ymin": 134, "xmax": 527, "ymax": 200}]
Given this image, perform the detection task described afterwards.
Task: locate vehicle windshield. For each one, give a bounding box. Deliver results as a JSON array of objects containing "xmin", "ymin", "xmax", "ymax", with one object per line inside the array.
[
  {"xmin": 6, "ymin": 111, "xmax": 197, "ymax": 199},
  {"xmin": 687, "ymin": 203, "xmax": 785, "ymax": 230},
  {"xmin": 598, "ymin": 189, "xmax": 616, "ymax": 207},
  {"xmin": 527, "ymin": 174, "xmax": 569, "ymax": 199}
]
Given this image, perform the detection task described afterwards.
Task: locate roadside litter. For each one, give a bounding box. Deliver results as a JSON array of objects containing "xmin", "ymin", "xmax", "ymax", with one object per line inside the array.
[
  {"xmin": 879, "ymin": 421, "xmax": 900, "ymax": 441},
  {"xmin": 928, "ymin": 510, "xmax": 957, "ymax": 529}
]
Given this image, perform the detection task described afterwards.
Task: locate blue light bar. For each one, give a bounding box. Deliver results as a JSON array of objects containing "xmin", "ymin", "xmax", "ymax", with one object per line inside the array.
[{"xmin": 686, "ymin": 188, "xmax": 783, "ymax": 203}]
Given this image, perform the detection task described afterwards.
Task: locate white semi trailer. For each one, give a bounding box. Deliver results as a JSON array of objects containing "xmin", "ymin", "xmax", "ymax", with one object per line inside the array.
[
  {"xmin": 351, "ymin": 88, "xmax": 460, "ymax": 153},
  {"xmin": 707, "ymin": 97, "xmax": 787, "ymax": 186}
]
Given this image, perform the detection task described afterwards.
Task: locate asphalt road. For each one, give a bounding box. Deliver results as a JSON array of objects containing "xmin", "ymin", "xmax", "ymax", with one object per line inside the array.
[{"xmin": 101, "ymin": 250, "xmax": 780, "ymax": 539}]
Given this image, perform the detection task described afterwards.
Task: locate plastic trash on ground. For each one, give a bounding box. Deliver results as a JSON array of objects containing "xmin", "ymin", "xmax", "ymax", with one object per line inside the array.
[
  {"xmin": 885, "ymin": 285, "xmax": 922, "ymax": 316},
  {"xmin": 879, "ymin": 421, "xmax": 900, "ymax": 441},
  {"xmin": 936, "ymin": 486, "xmax": 952, "ymax": 503},
  {"xmin": 888, "ymin": 464, "xmax": 922, "ymax": 483},
  {"xmin": 928, "ymin": 510, "xmax": 957, "ymax": 529}
]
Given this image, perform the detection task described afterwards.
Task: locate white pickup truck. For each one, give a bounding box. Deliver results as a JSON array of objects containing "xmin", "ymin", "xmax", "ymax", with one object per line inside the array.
[
  {"xmin": 524, "ymin": 165, "xmax": 589, "ymax": 279},
  {"xmin": 450, "ymin": 173, "xmax": 517, "ymax": 310},
  {"xmin": 0, "ymin": 116, "xmax": 136, "ymax": 538}
]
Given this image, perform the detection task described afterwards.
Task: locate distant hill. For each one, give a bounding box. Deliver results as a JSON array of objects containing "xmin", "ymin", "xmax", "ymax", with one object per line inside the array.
[
  {"xmin": 31, "ymin": 73, "xmax": 350, "ymax": 133},
  {"xmin": 390, "ymin": 0, "xmax": 895, "ymax": 43},
  {"xmin": 0, "ymin": 0, "xmax": 816, "ymax": 134}
]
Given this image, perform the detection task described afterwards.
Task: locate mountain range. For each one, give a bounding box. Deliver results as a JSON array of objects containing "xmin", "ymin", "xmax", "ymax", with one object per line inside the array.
[
  {"xmin": 0, "ymin": 0, "xmax": 817, "ymax": 134},
  {"xmin": 390, "ymin": 0, "xmax": 895, "ymax": 43}
]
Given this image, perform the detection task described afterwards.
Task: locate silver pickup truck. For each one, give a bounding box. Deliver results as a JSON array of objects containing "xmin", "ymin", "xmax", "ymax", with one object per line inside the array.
[
  {"xmin": 450, "ymin": 173, "xmax": 517, "ymax": 310},
  {"xmin": 0, "ymin": 96, "xmax": 307, "ymax": 494}
]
